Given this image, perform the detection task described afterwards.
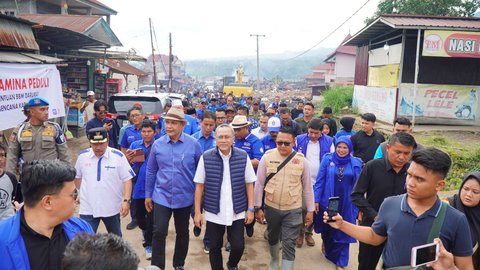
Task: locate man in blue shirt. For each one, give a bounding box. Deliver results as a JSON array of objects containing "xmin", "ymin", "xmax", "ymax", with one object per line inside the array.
[
  {"xmin": 126, "ymin": 119, "xmax": 156, "ymax": 260},
  {"xmin": 261, "ymin": 117, "xmax": 281, "ymax": 152},
  {"xmin": 192, "ymin": 111, "xmax": 216, "ymax": 153},
  {"xmin": 207, "ymin": 98, "xmax": 218, "ymax": 112},
  {"xmin": 145, "ymin": 107, "xmax": 202, "ymax": 270},
  {"xmin": 85, "ymin": 100, "xmax": 119, "ymax": 149},
  {"xmin": 325, "ymin": 148, "xmax": 474, "ymax": 270},
  {"xmin": 120, "ymin": 107, "xmax": 144, "ymax": 152},
  {"xmin": 196, "ymin": 99, "xmax": 208, "ymax": 120},
  {"xmin": 0, "ymin": 160, "xmax": 93, "ymax": 269},
  {"xmin": 231, "ymin": 115, "xmax": 264, "ymax": 169}
]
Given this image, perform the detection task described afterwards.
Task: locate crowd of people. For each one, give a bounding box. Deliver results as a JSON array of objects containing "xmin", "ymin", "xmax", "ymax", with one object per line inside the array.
[{"xmin": 0, "ymin": 93, "xmax": 478, "ymax": 270}]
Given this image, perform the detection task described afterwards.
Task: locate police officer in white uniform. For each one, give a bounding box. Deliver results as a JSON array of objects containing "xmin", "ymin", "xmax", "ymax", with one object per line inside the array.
[{"xmin": 6, "ymin": 97, "xmax": 70, "ymax": 173}]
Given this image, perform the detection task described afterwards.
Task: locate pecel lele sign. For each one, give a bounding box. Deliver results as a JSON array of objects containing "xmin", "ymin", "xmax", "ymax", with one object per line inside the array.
[{"xmin": 423, "ymin": 30, "xmax": 480, "ymax": 58}]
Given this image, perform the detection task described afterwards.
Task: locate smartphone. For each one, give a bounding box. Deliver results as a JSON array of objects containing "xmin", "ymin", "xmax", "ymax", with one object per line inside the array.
[
  {"xmin": 327, "ymin": 196, "xmax": 340, "ymax": 223},
  {"xmin": 410, "ymin": 242, "xmax": 439, "ymax": 267}
]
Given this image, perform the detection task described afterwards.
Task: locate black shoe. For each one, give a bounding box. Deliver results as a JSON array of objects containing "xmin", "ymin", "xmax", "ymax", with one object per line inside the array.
[
  {"xmin": 246, "ymin": 224, "xmax": 254, "ymax": 237},
  {"xmin": 174, "ymin": 267, "xmax": 184, "ymax": 270},
  {"xmin": 126, "ymin": 220, "xmax": 138, "ymax": 230},
  {"xmin": 193, "ymin": 226, "xmax": 201, "ymax": 237},
  {"xmin": 227, "ymin": 265, "xmax": 239, "ymax": 270},
  {"xmin": 225, "ymin": 241, "xmax": 231, "ymax": 252}
]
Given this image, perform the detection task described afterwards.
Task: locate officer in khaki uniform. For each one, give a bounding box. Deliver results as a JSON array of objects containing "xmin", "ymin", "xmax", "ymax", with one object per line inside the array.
[
  {"xmin": 254, "ymin": 127, "xmax": 314, "ymax": 270},
  {"xmin": 6, "ymin": 97, "xmax": 70, "ymax": 173}
]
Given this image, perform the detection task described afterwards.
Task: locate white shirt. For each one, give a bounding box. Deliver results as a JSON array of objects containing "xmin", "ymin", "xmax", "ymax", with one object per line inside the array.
[
  {"xmin": 75, "ymin": 147, "xmax": 134, "ymax": 217},
  {"xmin": 194, "ymin": 150, "xmax": 256, "ymax": 226},
  {"xmin": 83, "ymin": 101, "xmax": 96, "ymax": 122},
  {"xmin": 251, "ymin": 127, "xmax": 267, "ymax": 140},
  {"xmin": 306, "ymin": 141, "xmax": 321, "ymax": 185}
]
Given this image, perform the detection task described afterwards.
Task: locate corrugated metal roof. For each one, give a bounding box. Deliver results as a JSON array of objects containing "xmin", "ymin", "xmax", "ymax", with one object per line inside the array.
[
  {"xmin": 18, "ymin": 14, "xmax": 100, "ymax": 33},
  {"xmin": 0, "ymin": 51, "xmax": 62, "ymax": 63},
  {"xmin": 0, "ymin": 16, "xmax": 39, "ymax": 50},
  {"xmin": 99, "ymin": 59, "xmax": 147, "ymax": 76},
  {"xmin": 345, "ymin": 14, "xmax": 480, "ymax": 47}
]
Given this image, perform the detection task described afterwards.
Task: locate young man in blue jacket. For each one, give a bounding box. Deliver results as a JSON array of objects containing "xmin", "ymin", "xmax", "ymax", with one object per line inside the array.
[{"xmin": 0, "ymin": 160, "xmax": 93, "ymax": 270}]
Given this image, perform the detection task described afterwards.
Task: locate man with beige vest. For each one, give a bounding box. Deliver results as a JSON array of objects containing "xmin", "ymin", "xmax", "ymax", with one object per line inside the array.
[{"xmin": 254, "ymin": 127, "xmax": 314, "ymax": 270}]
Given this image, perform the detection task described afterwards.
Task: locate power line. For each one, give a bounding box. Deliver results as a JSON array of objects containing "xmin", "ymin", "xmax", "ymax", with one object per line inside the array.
[{"xmin": 285, "ymin": 0, "xmax": 372, "ymax": 61}]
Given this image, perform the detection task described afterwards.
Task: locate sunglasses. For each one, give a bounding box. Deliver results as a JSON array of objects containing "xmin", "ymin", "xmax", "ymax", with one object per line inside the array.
[{"xmin": 276, "ymin": 141, "xmax": 291, "ymax": 146}]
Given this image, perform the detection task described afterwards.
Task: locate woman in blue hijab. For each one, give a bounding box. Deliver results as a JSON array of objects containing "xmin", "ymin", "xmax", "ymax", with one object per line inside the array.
[{"xmin": 314, "ymin": 136, "xmax": 363, "ymax": 270}]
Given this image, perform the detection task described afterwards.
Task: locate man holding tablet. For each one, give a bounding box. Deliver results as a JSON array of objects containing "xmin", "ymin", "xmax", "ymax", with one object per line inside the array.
[{"xmin": 324, "ymin": 148, "xmax": 473, "ymax": 270}]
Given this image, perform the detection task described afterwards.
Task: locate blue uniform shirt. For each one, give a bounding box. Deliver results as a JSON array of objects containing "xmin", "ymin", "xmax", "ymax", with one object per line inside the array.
[
  {"xmin": 261, "ymin": 134, "xmax": 277, "ymax": 152},
  {"xmin": 192, "ymin": 130, "xmax": 216, "ymax": 152},
  {"xmin": 145, "ymin": 133, "xmax": 202, "ymax": 208},
  {"xmin": 234, "ymin": 133, "xmax": 264, "ymax": 161},
  {"xmin": 120, "ymin": 125, "xmax": 141, "ymax": 149},
  {"xmin": 129, "ymin": 140, "xmax": 153, "ymax": 199}
]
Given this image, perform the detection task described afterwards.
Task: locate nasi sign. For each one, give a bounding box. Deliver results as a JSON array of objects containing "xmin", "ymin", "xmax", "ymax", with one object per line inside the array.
[
  {"xmin": 0, "ymin": 63, "xmax": 65, "ymax": 131},
  {"xmin": 423, "ymin": 30, "xmax": 480, "ymax": 58}
]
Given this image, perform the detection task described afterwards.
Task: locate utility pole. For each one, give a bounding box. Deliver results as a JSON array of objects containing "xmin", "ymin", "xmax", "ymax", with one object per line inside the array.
[
  {"xmin": 250, "ymin": 34, "xmax": 265, "ymax": 92},
  {"xmin": 149, "ymin": 18, "xmax": 158, "ymax": 93},
  {"xmin": 169, "ymin": 33, "xmax": 173, "ymax": 93}
]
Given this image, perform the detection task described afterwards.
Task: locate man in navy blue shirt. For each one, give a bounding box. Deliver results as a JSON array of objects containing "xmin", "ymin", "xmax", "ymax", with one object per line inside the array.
[
  {"xmin": 231, "ymin": 115, "xmax": 264, "ymax": 169},
  {"xmin": 85, "ymin": 100, "xmax": 119, "ymax": 149},
  {"xmin": 325, "ymin": 148, "xmax": 474, "ymax": 270}
]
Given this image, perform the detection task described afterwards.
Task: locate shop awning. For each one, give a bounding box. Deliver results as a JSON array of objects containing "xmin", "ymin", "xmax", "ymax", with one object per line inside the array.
[
  {"xmin": 0, "ymin": 14, "xmax": 39, "ymax": 50},
  {"xmin": 18, "ymin": 14, "xmax": 122, "ymax": 48},
  {"xmin": 0, "ymin": 51, "xmax": 63, "ymax": 63},
  {"xmin": 99, "ymin": 58, "xmax": 147, "ymax": 76}
]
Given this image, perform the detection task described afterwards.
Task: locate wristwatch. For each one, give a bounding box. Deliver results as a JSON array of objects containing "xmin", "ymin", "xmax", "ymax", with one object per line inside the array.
[{"xmin": 123, "ymin": 199, "xmax": 131, "ymax": 204}]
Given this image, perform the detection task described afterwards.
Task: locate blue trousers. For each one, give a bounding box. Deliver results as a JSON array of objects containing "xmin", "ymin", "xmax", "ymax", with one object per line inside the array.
[{"xmin": 80, "ymin": 214, "xmax": 122, "ymax": 236}]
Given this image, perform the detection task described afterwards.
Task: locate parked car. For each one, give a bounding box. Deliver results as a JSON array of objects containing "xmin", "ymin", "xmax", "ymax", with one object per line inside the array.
[{"xmin": 107, "ymin": 92, "xmax": 186, "ymax": 128}]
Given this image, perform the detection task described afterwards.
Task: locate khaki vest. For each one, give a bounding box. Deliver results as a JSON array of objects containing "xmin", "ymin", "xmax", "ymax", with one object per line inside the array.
[{"xmin": 263, "ymin": 150, "xmax": 306, "ymax": 211}]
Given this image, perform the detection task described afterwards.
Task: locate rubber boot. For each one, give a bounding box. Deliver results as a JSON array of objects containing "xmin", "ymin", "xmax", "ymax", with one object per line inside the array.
[
  {"xmin": 281, "ymin": 260, "xmax": 294, "ymax": 270},
  {"xmin": 268, "ymin": 243, "xmax": 280, "ymax": 270}
]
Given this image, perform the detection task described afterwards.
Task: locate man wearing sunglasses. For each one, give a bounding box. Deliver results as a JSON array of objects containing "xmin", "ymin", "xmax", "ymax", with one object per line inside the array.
[
  {"xmin": 254, "ymin": 127, "xmax": 314, "ymax": 270},
  {"xmin": 0, "ymin": 160, "xmax": 93, "ymax": 270},
  {"xmin": 85, "ymin": 100, "xmax": 119, "ymax": 149}
]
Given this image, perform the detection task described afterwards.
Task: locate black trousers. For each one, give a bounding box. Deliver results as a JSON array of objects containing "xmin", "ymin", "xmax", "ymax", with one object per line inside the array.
[
  {"xmin": 135, "ymin": 198, "xmax": 153, "ymax": 246},
  {"xmin": 152, "ymin": 203, "xmax": 192, "ymax": 269},
  {"xmin": 358, "ymin": 220, "xmax": 385, "ymax": 270},
  {"xmin": 207, "ymin": 219, "xmax": 245, "ymax": 270}
]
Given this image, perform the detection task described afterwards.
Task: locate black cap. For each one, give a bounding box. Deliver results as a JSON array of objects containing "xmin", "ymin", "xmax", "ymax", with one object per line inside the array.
[{"xmin": 87, "ymin": 127, "xmax": 108, "ymax": 143}]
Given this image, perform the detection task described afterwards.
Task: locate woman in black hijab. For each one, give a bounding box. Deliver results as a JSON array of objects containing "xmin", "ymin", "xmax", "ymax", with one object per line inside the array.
[{"xmin": 448, "ymin": 172, "xmax": 480, "ymax": 270}]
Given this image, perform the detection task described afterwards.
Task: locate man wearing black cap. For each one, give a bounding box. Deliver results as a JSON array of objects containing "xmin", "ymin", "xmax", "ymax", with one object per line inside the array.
[
  {"xmin": 74, "ymin": 127, "xmax": 134, "ymax": 236},
  {"xmin": 6, "ymin": 97, "xmax": 71, "ymax": 173}
]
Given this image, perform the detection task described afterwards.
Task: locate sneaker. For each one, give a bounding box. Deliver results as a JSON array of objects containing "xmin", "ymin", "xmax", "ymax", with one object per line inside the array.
[
  {"xmin": 193, "ymin": 225, "xmax": 201, "ymax": 237},
  {"xmin": 225, "ymin": 241, "xmax": 231, "ymax": 252},
  {"xmin": 227, "ymin": 265, "xmax": 239, "ymax": 270},
  {"xmin": 174, "ymin": 267, "xmax": 184, "ymax": 270},
  {"xmin": 145, "ymin": 246, "xmax": 152, "ymax": 260},
  {"xmin": 126, "ymin": 219, "xmax": 138, "ymax": 230},
  {"xmin": 203, "ymin": 244, "xmax": 210, "ymax": 254}
]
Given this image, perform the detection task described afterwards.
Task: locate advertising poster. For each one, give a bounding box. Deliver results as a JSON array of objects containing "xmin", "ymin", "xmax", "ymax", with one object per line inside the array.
[
  {"xmin": 0, "ymin": 63, "xmax": 65, "ymax": 130},
  {"xmin": 368, "ymin": 64, "xmax": 400, "ymax": 87},
  {"xmin": 398, "ymin": 83, "xmax": 478, "ymax": 120},
  {"xmin": 423, "ymin": 30, "xmax": 480, "ymax": 58},
  {"xmin": 352, "ymin": 85, "xmax": 397, "ymax": 123}
]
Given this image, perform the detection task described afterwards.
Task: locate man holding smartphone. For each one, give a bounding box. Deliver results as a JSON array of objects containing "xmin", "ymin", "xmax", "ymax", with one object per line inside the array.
[
  {"xmin": 85, "ymin": 100, "xmax": 118, "ymax": 149},
  {"xmin": 325, "ymin": 148, "xmax": 474, "ymax": 270}
]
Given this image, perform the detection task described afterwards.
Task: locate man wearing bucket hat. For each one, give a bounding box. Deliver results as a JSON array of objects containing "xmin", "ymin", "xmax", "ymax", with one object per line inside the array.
[
  {"xmin": 74, "ymin": 127, "xmax": 134, "ymax": 236},
  {"xmin": 145, "ymin": 107, "xmax": 202, "ymax": 270},
  {"xmin": 7, "ymin": 97, "xmax": 71, "ymax": 173}
]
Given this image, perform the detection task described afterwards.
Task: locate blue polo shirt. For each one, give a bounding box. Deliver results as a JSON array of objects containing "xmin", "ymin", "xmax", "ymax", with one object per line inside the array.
[
  {"xmin": 234, "ymin": 133, "xmax": 264, "ymax": 161},
  {"xmin": 120, "ymin": 125, "xmax": 141, "ymax": 149},
  {"xmin": 261, "ymin": 134, "xmax": 277, "ymax": 152},
  {"xmin": 145, "ymin": 133, "xmax": 202, "ymax": 208},
  {"xmin": 372, "ymin": 194, "xmax": 473, "ymax": 268},
  {"xmin": 191, "ymin": 130, "xmax": 216, "ymax": 152},
  {"xmin": 129, "ymin": 140, "xmax": 153, "ymax": 199}
]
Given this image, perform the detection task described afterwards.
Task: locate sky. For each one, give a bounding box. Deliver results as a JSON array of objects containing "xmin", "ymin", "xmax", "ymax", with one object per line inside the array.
[{"xmin": 101, "ymin": 0, "xmax": 381, "ymax": 60}]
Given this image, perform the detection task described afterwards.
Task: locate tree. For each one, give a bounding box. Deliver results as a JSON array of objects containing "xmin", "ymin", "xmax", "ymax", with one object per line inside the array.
[{"xmin": 365, "ymin": 0, "xmax": 480, "ymax": 24}]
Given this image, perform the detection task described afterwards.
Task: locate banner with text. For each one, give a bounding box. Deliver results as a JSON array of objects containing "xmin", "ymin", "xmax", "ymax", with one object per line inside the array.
[
  {"xmin": 423, "ymin": 30, "xmax": 480, "ymax": 58},
  {"xmin": 0, "ymin": 63, "xmax": 65, "ymax": 130},
  {"xmin": 352, "ymin": 85, "xmax": 397, "ymax": 123},
  {"xmin": 398, "ymin": 83, "xmax": 478, "ymax": 120}
]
